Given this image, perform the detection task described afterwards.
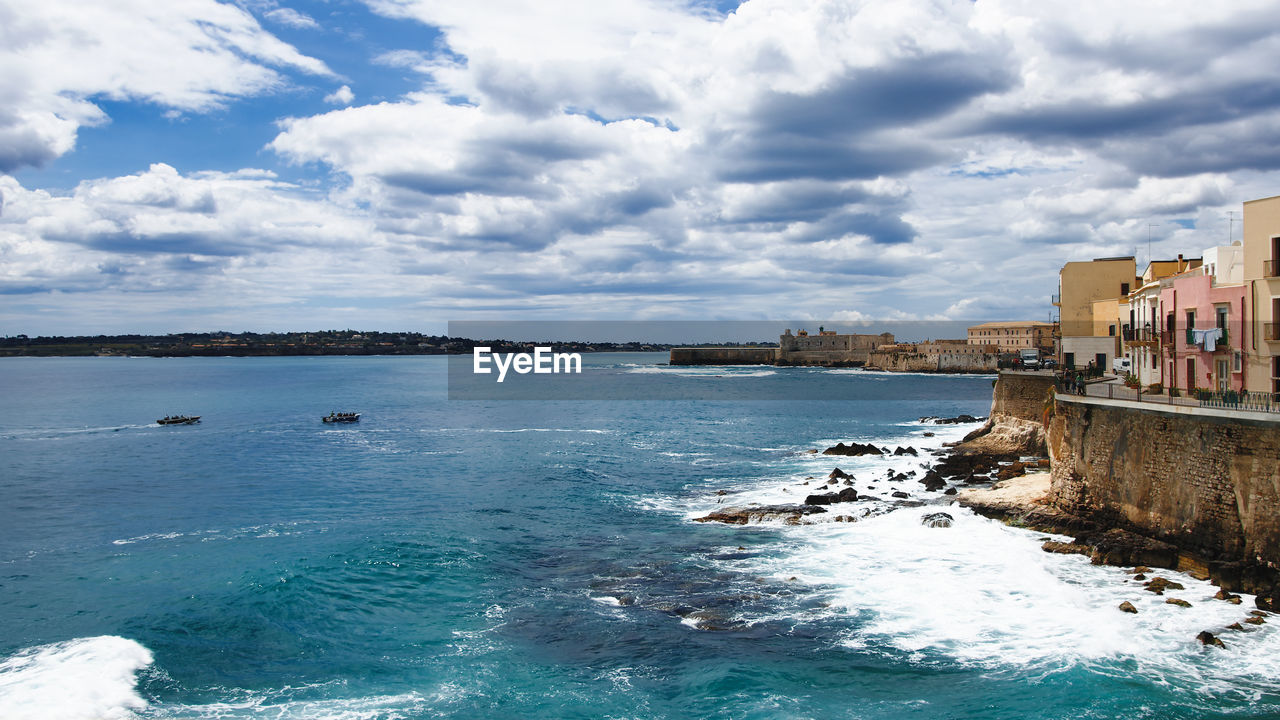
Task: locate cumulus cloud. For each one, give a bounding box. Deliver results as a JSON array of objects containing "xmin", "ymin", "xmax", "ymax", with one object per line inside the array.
[
  {"xmin": 264, "ymin": 7, "xmax": 320, "ymax": 29},
  {"xmin": 0, "ymin": 0, "xmax": 331, "ymax": 173},
  {"xmin": 324, "ymin": 85, "xmax": 355, "ymax": 105},
  {"xmin": 9, "ymin": 0, "xmax": 1280, "ymax": 331}
]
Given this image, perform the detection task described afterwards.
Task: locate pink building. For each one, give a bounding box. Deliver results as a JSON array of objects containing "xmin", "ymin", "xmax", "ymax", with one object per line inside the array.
[{"xmin": 1158, "ymin": 269, "xmax": 1248, "ymax": 393}]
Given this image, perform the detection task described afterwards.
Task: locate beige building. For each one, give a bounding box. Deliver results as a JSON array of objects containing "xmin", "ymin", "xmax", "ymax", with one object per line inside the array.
[
  {"xmin": 1242, "ymin": 195, "xmax": 1280, "ymax": 397},
  {"xmin": 966, "ymin": 321, "xmax": 1055, "ymax": 353},
  {"xmin": 1054, "ymin": 256, "xmax": 1137, "ymax": 370}
]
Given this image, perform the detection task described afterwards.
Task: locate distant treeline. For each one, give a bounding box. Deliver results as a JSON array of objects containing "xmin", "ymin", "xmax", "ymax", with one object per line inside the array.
[{"xmin": 0, "ymin": 331, "xmax": 777, "ymax": 357}]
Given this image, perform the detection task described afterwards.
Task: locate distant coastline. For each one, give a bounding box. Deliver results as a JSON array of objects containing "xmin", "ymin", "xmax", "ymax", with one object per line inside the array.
[{"xmin": 0, "ymin": 331, "xmax": 776, "ymax": 358}]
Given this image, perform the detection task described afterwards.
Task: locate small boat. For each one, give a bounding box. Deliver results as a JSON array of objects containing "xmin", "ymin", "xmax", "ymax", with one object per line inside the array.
[
  {"xmin": 157, "ymin": 415, "xmax": 201, "ymax": 425},
  {"xmin": 322, "ymin": 412, "xmax": 360, "ymax": 423}
]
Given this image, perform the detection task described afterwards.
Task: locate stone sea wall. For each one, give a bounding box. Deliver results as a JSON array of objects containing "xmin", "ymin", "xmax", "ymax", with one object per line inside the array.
[
  {"xmin": 866, "ymin": 351, "xmax": 1000, "ymax": 373},
  {"xmin": 956, "ymin": 371, "xmax": 1054, "ymax": 456},
  {"xmin": 668, "ymin": 347, "xmax": 777, "ymax": 365},
  {"xmin": 1048, "ymin": 395, "xmax": 1280, "ymax": 599}
]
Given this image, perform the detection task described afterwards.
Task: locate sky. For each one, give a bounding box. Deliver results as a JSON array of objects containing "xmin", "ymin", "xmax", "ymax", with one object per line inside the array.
[{"xmin": 3, "ymin": 0, "xmax": 1280, "ymax": 335}]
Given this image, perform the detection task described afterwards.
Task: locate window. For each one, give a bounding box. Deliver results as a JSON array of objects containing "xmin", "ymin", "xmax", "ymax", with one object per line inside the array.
[
  {"xmin": 1233, "ymin": 351, "xmax": 1242, "ymax": 373},
  {"xmin": 1109, "ymin": 324, "xmax": 1116, "ymax": 337},
  {"xmin": 1121, "ymin": 282, "xmax": 1130, "ymax": 295}
]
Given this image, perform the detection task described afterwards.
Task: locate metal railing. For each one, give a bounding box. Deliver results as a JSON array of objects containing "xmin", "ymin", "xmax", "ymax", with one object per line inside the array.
[
  {"xmin": 1268, "ymin": 323, "xmax": 1280, "ymax": 341},
  {"xmin": 1056, "ymin": 376, "xmax": 1280, "ymax": 414},
  {"xmin": 1051, "ymin": 293, "xmax": 1061, "ymax": 305},
  {"xmin": 1266, "ymin": 259, "xmax": 1280, "ymax": 278}
]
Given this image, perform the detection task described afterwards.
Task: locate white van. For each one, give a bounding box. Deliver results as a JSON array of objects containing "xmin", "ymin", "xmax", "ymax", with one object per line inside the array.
[
  {"xmin": 1112, "ymin": 357, "xmax": 1132, "ymax": 375},
  {"xmin": 1019, "ymin": 348, "xmax": 1040, "ymax": 368}
]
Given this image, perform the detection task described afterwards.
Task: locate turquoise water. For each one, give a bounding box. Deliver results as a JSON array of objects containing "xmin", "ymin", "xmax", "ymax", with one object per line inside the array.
[{"xmin": 1, "ymin": 355, "xmax": 1278, "ymax": 719}]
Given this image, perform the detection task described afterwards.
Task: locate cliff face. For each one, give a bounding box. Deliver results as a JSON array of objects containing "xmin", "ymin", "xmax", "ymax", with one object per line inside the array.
[{"xmin": 956, "ymin": 372, "xmax": 1053, "ymax": 456}]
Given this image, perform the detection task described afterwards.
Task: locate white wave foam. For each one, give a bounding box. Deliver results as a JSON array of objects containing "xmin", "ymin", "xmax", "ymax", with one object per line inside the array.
[
  {"xmin": 0, "ymin": 636, "xmax": 153, "ymax": 720},
  {"xmin": 741, "ymin": 506, "xmax": 1280, "ymax": 699},
  {"xmin": 625, "ymin": 366, "xmax": 776, "ymax": 378},
  {"xmin": 154, "ymin": 691, "xmax": 428, "ymax": 720}
]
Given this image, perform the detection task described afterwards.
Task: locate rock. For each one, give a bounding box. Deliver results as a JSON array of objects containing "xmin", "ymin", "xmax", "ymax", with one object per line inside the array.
[
  {"xmin": 1246, "ymin": 616, "xmax": 1266, "ymax": 625},
  {"xmin": 1166, "ymin": 598, "xmax": 1192, "ymax": 608},
  {"xmin": 922, "ymin": 512, "xmax": 954, "ymax": 528},
  {"xmin": 1197, "ymin": 631, "xmax": 1226, "ymax": 648},
  {"xmin": 1119, "ymin": 601, "xmax": 1138, "ymax": 613},
  {"xmin": 891, "ymin": 491, "xmax": 909, "ymax": 499},
  {"xmin": 1133, "ymin": 566, "xmax": 1151, "ymax": 574},
  {"xmin": 1085, "ymin": 529, "xmax": 1180, "ymax": 569},
  {"xmin": 923, "ymin": 432, "xmax": 935, "ymax": 437},
  {"xmin": 1215, "ymin": 589, "xmax": 1241, "ymax": 602},
  {"xmin": 1134, "ymin": 573, "xmax": 1147, "ymax": 581},
  {"xmin": 804, "ymin": 449, "xmax": 818, "ymax": 454},
  {"xmin": 922, "ymin": 414, "xmax": 983, "ymax": 425},
  {"xmin": 1037, "ymin": 458, "xmax": 1052, "ymax": 468},
  {"xmin": 829, "ymin": 467, "xmax": 852, "ymax": 480},
  {"xmin": 804, "ymin": 487, "xmax": 859, "ymax": 505},
  {"xmin": 996, "ymin": 461, "xmax": 1028, "ymax": 481},
  {"xmin": 1043, "ymin": 541, "xmax": 1091, "ymax": 556},
  {"xmin": 694, "ymin": 504, "xmax": 828, "ymax": 525},
  {"xmin": 1250, "ymin": 610, "xmax": 1268, "ymax": 616},
  {"xmin": 893, "ymin": 446, "xmax": 918, "ymax": 456},
  {"xmin": 1143, "ymin": 577, "xmax": 1186, "ymax": 595},
  {"xmin": 1257, "ymin": 595, "xmax": 1280, "ymax": 612},
  {"xmin": 822, "ymin": 442, "xmax": 883, "ymax": 457},
  {"xmin": 918, "ymin": 471, "xmax": 946, "ymax": 492},
  {"xmin": 1226, "ymin": 622, "xmax": 1244, "ymax": 631},
  {"xmin": 716, "ymin": 490, "xmax": 727, "ymax": 496},
  {"xmin": 943, "ymin": 487, "xmax": 958, "ymax": 495}
]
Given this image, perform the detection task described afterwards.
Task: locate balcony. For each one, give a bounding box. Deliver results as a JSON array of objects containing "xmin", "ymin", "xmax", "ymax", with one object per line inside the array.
[
  {"xmin": 1267, "ymin": 323, "xmax": 1280, "ymax": 341},
  {"xmin": 1051, "ymin": 293, "xmax": 1061, "ymax": 306},
  {"xmin": 1185, "ymin": 326, "xmax": 1231, "ymax": 349},
  {"xmin": 1267, "ymin": 259, "xmax": 1280, "ymax": 278},
  {"xmin": 1123, "ymin": 327, "xmax": 1160, "ymax": 347}
]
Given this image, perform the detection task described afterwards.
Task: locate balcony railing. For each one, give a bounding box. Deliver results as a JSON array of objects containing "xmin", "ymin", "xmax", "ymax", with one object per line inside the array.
[
  {"xmin": 1051, "ymin": 293, "xmax": 1061, "ymax": 305},
  {"xmin": 1266, "ymin": 259, "xmax": 1280, "ymax": 278},
  {"xmin": 1267, "ymin": 323, "xmax": 1280, "ymax": 341}
]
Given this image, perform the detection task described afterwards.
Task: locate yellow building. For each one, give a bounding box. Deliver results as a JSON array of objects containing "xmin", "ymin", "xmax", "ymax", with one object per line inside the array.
[
  {"xmin": 966, "ymin": 321, "xmax": 1055, "ymax": 353},
  {"xmin": 1242, "ymin": 194, "xmax": 1280, "ymax": 397},
  {"xmin": 1054, "ymin": 256, "xmax": 1137, "ymax": 370}
]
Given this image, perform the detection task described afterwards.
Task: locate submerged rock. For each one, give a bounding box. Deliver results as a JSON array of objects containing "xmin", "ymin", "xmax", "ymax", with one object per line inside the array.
[
  {"xmin": 1166, "ymin": 598, "xmax": 1192, "ymax": 608},
  {"xmin": 1043, "ymin": 541, "xmax": 1090, "ymax": 556},
  {"xmin": 804, "ymin": 487, "xmax": 859, "ymax": 505},
  {"xmin": 1215, "ymin": 589, "xmax": 1242, "ymax": 604},
  {"xmin": 1143, "ymin": 577, "xmax": 1186, "ymax": 595},
  {"xmin": 921, "ymin": 414, "xmax": 983, "ymax": 424},
  {"xmin": 694, "ymin": 504, "xmax": 827, "ymax": 525},
  {"xmin": 1226, "ymin": 622, "xmax": 1244, "ymax": 631},
  {"xmin": 823, "ymin": 441, "xmax": 883, "ymax": 457},
  {"xmin": 1197, "ymin": 631, "xmax": 1226, "ymax": 648},
  {"xmin": 1119, "ymin": 601, "xmax": 1138, "ymax": 613},
  {"xmin": 921, "ymin": 512, "xmax": 954, "ymax": 528},
  {"xmin": 1246, "ymin": 616, "xmax": 1267, "ymax": 625}
]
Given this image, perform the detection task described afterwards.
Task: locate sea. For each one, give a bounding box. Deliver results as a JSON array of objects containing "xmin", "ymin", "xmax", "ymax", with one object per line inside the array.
[{"xmin": 1, "ymin": 354, "xmax": 1278, "ymax": 720}]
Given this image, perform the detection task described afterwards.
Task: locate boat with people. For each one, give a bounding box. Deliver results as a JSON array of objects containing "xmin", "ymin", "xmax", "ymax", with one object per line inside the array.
[
  {"xmin": 157, "ymin": 415, "xmax": 200, "ymax": 425},
  {"xmin": 322, "ymin": 412, "xmax": 360, "ymax": 423}
]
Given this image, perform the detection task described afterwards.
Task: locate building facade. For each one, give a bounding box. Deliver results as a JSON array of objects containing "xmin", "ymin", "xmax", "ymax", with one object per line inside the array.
[
  {"xmin": 966, "ymin": 321, "xmax": 1055, "ymax": 353},
  {"xmin": 1243, "ymin": 195, "xmax": 1280, "ymax": 397},
  {"xmin": 1054, "ymin": 256, "xmax": 1136, "ymax": 371}
]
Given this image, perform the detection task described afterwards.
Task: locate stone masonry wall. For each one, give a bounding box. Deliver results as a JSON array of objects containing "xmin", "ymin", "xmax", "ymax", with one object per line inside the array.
[
  {"xmin": 1048, "ymin": 398, "xmax": 1280, "ymax": 566},
  {"xmin": 990, "ymin": 371, "xmax": 1057, "ymax": 423},
  {"xmin": 668, "ymin": 348, "xmax": 777, "ymax": 365}
]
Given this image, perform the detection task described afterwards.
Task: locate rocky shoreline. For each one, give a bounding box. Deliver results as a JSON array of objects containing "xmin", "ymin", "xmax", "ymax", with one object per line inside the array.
[{"xmin": 692, "ymin": 404, "xmax": 1275, "ymax": 647}]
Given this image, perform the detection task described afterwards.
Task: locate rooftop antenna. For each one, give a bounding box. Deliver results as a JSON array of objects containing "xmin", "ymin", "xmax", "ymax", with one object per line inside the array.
[{"xmin": 1227, "ymin": 211, "xmax": 1240, "ymax": 244}]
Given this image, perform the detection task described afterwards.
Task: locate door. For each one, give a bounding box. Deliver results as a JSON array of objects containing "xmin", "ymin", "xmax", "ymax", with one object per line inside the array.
[
  {"xmin": 1064, "ymin": 352, "xmax": 1075, "ymax": 370},
  {"xmin": 1217, "ymin": 359, "xmax": 1229, "ymax": 393},
  {"xmin": 1186, "ymin": 358, "xmax": 1196, "ymax": 392},
  {"xmin": 1095, "ymin": 353, "xmax": 1107, "ymax": 374}
]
